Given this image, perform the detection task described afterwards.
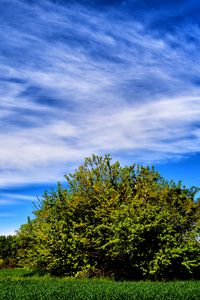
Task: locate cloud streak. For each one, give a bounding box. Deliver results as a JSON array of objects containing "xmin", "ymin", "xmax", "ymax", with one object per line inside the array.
[
  {"xmin": 0, "ymin": 193, "xmax": 37, "ymax": 202},
  {"xmin": 0, "ymin": 0, "xmax": 200, "ymax": 188}
]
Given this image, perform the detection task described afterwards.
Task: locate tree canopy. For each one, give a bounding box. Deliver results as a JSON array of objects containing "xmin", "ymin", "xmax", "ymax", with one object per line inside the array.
[
  {"xmin": 0, "ymin": 235, "xmax": 18, "ymax": 268},
  {"xmin": 17, "ymin": 154, "xmax": 200, "ymax": 280}
]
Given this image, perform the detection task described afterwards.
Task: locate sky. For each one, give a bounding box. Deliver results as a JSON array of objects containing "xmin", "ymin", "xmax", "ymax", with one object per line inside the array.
[{"xmin": 1, "ymin": 0, "xmax": 200, "ymax": 235}]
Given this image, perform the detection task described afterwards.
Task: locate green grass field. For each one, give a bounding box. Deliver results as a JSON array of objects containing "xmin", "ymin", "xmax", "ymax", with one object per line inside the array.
[{"xmin": 0, "ymin": 269, "xmax": 199, "ymax": 300}]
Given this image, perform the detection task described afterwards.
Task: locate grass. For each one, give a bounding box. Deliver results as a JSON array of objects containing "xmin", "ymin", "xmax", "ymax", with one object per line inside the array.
[{"xmin": 0, "ymin": 269, "xmax": 199, "ymax": 300}]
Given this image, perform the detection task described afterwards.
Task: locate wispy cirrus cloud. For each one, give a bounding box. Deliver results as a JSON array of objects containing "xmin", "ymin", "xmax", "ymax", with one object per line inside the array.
[
  {"xmin": 0, "ymin": 200, "xmax": 14, "ymax": 206},
  {"xmin": 0, "ymin": 0, "xmax": 200, "ymax": 189},
  {"xmin": 0, "ymin": 193, "xmax": 37, "ymax": 203}
]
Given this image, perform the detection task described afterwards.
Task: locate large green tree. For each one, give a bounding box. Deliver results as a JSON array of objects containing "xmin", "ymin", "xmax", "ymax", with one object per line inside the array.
[{"xmin": 17, "ymin": 155, "xmax": 200, "ymax": 280}]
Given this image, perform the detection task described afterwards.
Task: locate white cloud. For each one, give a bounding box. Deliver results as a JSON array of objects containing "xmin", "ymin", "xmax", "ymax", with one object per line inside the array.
[
  {"xmin": 0, "ymin": 227, "xmax": 17, "ymax": 236},
  {"xmin": 0, "ymin": 0, "xmax": 200, "ymax": 186},
  {"xmin": 0, "ymin": 193, "xmax": 37, "ymax": 202}
]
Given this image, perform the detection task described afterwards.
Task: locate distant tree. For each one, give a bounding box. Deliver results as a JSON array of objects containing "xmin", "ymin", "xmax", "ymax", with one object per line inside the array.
[
  {"xmin": 17, "ymin": 154, "xmax": 200, "ymax": 280},
  {"xmin": 0, "ymin": 235, "xmax": 18, "ymax": 268}
]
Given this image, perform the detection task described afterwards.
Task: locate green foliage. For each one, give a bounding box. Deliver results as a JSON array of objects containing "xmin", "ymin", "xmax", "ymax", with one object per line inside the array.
[
  {"xmin": 0, "ymin": 235, "xmax": 18, "ymax": 268},
  {"xmin": 17, "ymin": 154, "xmax": 200, "ymax": 280}
]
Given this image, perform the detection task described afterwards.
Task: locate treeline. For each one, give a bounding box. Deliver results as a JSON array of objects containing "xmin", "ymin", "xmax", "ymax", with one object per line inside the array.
[
  {"xmin": 4, "ymin": 155, "xmax": 200, "ymax": 280},
  {"xmin": 0, "ymin": 235, "xmax": 18, "ymax": 268}
]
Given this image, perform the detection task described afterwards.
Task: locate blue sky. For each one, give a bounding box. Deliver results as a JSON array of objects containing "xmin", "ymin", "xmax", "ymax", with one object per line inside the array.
[{"xmin": 1, "ymin": 0, "xmax": 200, "ymax": 235}]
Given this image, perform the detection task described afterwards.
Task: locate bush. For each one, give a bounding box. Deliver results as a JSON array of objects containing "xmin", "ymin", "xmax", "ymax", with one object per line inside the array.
[{"xmin": 17, "ymin": 154, "xmax": 200, "ymax": 280}]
